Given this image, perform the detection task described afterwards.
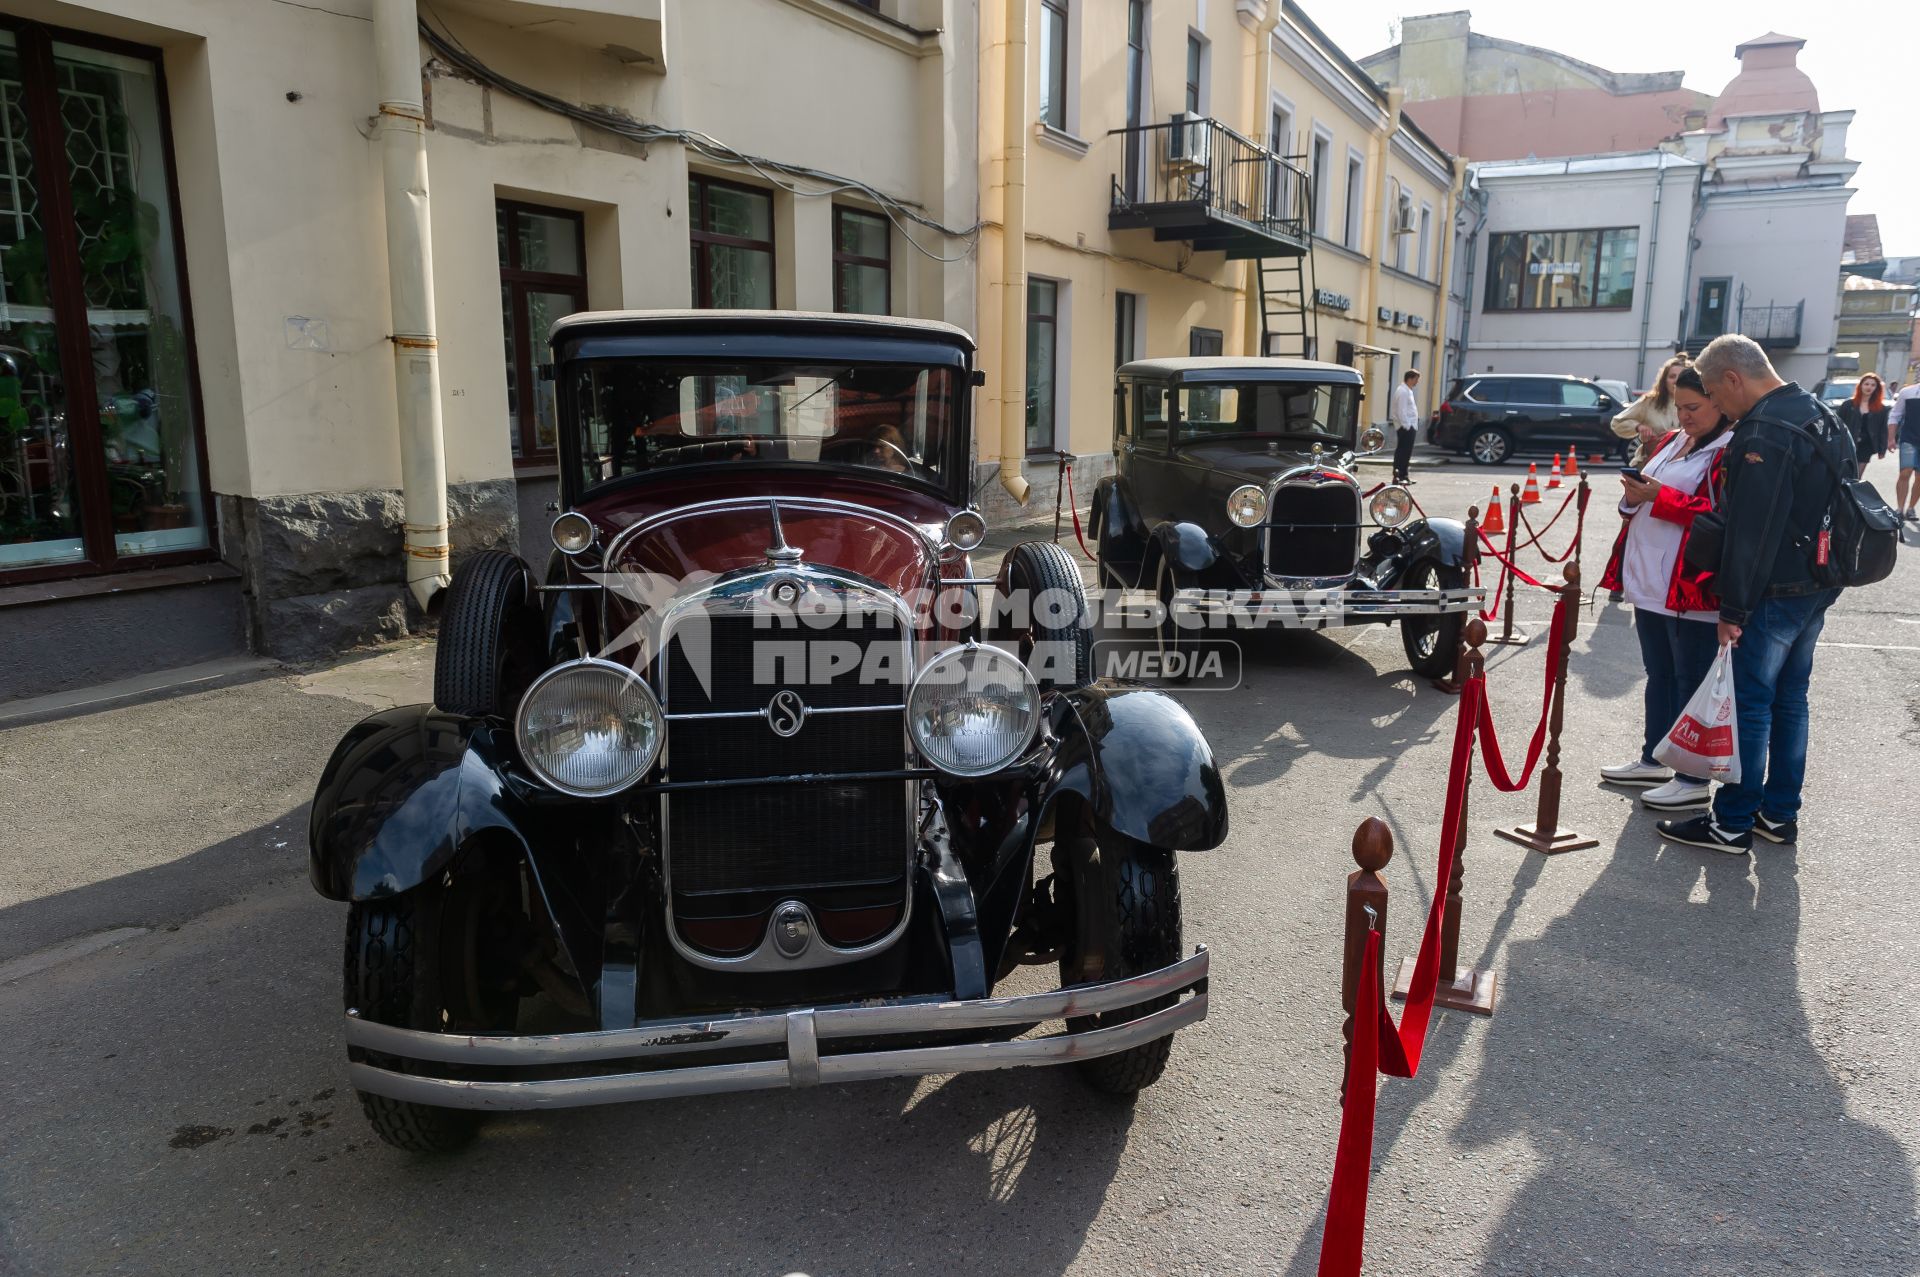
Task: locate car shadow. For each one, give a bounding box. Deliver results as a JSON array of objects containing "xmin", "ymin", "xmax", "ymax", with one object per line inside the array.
[{"xmin": 0, "ymin": 810, "xmax": 1138, "ymax": 1277}]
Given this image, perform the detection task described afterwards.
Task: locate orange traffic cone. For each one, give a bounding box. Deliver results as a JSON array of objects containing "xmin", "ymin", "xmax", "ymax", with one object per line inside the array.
[
  {"xmin": 1481, "ymin": 485, "xmax": 1505, "ymax": 535},
  {"xmin": 1521, "ymin": 463, "xmax": 1542, "ymax": 504},
  {"xmin": 1588, "ymin": 452, "xmax": 1605, "ymax": 465},
  {"xmin": 1548, "ymin": 453, "xmax": 1564, "ymax": 489},
  {"xmin": 1564, "ymin": 450, "xmax": 1581, "ymax": 480}
]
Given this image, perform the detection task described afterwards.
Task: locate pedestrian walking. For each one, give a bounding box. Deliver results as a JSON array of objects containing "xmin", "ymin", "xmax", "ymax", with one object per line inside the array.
[
  {"xmin": 1598, "ymin": 365, "xmax": 1733, "ymax": 811},
  {"xmin": 1835, "ymin": 373, "xmax": 1888, "ymax": 479},
  {"xmin": 1390, "ymin": 369, "xmax": 1421, "ymax": 484},
  {"xmin": 1610, "ymin": 355, "xmax": 1689, "ymax": 468},
  {"xmin": 1657, "ymin": 335, "xmax": 1852, "ymax": 854},
  {"xmin": 1891, "ymin": 379, "xmax": 1920, "ymax": 522}
]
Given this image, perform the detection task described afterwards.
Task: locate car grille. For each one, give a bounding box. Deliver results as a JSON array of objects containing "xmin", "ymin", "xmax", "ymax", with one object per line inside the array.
[
  {"xmin": 1265, "ymin": 483, "xmax": 1360, "ymax": 580},
  {"xmin": 660, "ymin": 605, "xmax": 912, "ymax": 961}
]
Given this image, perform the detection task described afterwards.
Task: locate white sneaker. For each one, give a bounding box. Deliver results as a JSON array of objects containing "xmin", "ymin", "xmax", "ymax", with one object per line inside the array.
[
  {"xmin": 1641, "ymin": 778, "xmax": 1712, "ymax": 811},
  {"xmin": 1601, "ymin": 759, "xmax": 1672, "ymax": 787}
]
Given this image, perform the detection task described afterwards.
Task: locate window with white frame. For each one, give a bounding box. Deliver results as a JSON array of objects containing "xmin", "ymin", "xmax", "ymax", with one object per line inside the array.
[
  {"xmin": 1309, "ymin": 130, "xmax": 1332, "ymax": 236},
  {"xmin": 1040, "ymin": 0, "xmax": 1070, "ymax": 131},
  {"xmin": 1269, "ymin": 102, "xmax": 1293, "ymax": 158},
  {"xmin": 1344, "ymin": 150, "xmax": 1365, "ymax": 249},
  {"xmin": 1418, "ymin": 203, "xmax": 1433, "ymax": 279},
  {"xmin": 1185, "ymin": 32, "xmax": 1208, "ymax": 116}
]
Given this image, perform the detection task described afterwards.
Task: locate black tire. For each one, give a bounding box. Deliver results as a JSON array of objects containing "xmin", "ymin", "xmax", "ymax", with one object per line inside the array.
[
  {"xmin": 1057, "ymin": 833, "xmax": 1184, "ymax": 1097},
  {"xmin": 344, "ymin": 893, "xmax": 484, "ymax": 1153},
  {"xmin": 1467, "ymin": 427, "xmax": 1513, "ymax": 466},
  {"xmin": 996, "ymin": 541, "xmax": 1093, "ymax": 691},
  {"xmin": 1399, "ymin": 559, "xmax": 1468, "ymax": 679},
  {"xmin": 433, "ymin": 550, "xmax": 542, "ymax": 718}
]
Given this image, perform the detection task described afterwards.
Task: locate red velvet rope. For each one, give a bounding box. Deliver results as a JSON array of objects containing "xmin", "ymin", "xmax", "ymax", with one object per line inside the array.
[
  {"xmin": 1475, "ymin": 588, "xmax": 1570, "ymax": 792},
  {"xmin": 1317, "ymin": 675, "xmax": 1484, "ymax": 1275},
  {"xmin": 1475, "ymin": 529, "xmax": 1558, "ymax": 592},
  {"xmin": 1060, "ymin": 461, "xmax": 1099, "ymax": 563},
  {"xmin": 1512, "ymin": 487, "xmax": 1582, "ymax": 562}
]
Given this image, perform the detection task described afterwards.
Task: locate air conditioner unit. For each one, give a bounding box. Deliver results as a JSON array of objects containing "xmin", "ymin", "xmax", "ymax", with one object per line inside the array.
[
  {"xmin": 1393, "ymin": 202, "xmax": 1417, "ymax": 236},
  {"xmin": 1167, "ymin": 112, "xmax": 1211, "ymax": 168}
]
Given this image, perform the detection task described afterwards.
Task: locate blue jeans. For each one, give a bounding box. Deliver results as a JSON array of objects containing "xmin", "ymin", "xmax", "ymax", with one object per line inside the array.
[
  {"xmin": 1634, "ymin": 609, "xmax": 1719, "ymax": 773},
  {"xmin": 1713, "ymin": 590, "xmax": 1839, "ymax": 830}
]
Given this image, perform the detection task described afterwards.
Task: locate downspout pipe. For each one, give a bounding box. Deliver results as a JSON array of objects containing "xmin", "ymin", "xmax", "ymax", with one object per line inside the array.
[
  {"xmin": 1453, "ymin": 177, "xmax": 1488, "ymax": 380},
  {"xmin": 375, "ymin": 0, "xmax": 451, "ymax": 610},
  {"xmin": 1633, "ymin": 157, "xmax": 1669, "ymax": 389},
  {"xmin": 997, "ymin": 0, "xmax": 1031, "ymax": 504}
]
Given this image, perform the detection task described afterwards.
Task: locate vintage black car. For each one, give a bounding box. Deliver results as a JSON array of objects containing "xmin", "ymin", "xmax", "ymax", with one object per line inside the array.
[
  {"xmin": 1090, "ymin": 357, "xmax": 1481, "ymax": 678},
  {"xmin": 309, "ymin": 311, "xmax": 1224, "ymax": 1151}
]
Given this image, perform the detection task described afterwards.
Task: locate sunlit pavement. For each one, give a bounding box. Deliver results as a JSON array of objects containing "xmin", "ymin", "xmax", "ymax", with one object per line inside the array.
[{"xmin": 3, "ymin": 446, "xmax": 1916, "ymax": 1275}]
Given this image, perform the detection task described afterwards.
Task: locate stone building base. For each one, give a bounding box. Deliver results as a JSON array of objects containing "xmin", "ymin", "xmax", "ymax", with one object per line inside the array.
[{"xmin": 972, "ymin": 453, "xmax": 1115, "ymax": 529}]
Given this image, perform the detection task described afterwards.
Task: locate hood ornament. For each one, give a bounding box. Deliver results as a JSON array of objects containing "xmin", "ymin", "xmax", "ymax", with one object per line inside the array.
[{"xmin": 766, "ymin": 499, "xmax": 804, "ymax": 564}]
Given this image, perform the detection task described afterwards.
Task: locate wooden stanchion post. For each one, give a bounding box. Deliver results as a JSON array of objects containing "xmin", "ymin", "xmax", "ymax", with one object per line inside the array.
[
  {"xmin": 1495, "ymin": 562, "xmax": 1599, "ymax": 855},
  {"xmin": 1429, "ymin": 506, "xmax": 1478, "ymax": 695},
  {"xmin": 1487, "ymin": 482, "xmax": 1529, "ymax": 646},
  {"xmin": 1394, "ymin": 618, "xmax": 1498, "ymax": 1016},
  {"xmin": 1341, "ymin": 817, "xmax": 1393, "ymax": 1099}
]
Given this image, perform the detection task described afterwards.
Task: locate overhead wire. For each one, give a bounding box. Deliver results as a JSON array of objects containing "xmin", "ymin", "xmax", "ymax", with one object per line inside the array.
[{"xmin": 417, "ymin": 18, "xmax": 981, "ymax": 263}]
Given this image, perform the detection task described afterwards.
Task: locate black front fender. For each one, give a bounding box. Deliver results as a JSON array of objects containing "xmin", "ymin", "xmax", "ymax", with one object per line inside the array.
[
  {"xmin": 1046, "ymin": 681, "xmax": 1228, "ymax": 851},
  {"xmin": 309, "ymin": 704, "xmax": 548, "ymax": 901}
]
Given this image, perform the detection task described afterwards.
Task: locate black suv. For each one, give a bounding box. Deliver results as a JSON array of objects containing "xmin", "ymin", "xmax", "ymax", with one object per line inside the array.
[{"xmin": 1431, "ymin": 373, "xmax": 1625, "ymax": 465}]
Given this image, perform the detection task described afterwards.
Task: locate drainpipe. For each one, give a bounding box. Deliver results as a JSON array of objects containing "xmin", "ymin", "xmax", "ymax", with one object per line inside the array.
[
  {"xmin": 1362, "ymin": 88, "xmax": 1403, "ymax": 355},
  {"xmin": 374, "ymin": 0, "xmax": 451, "ymax": 610},
  {"xmin": 1453, "ymin": 176, "xmax": 1488, "ymax": 379},
  {"xmin": 996, "ymin": 0, "xmax": 1031, "ymax": 504},
  {"xmin": 1429, "ymin": 158, "xmax": 1461, "ymax": 394},
  {"xmin": 1632, "ymin": 157, "xmax": 1670, "ymax": 389},
  {"xmin": 1241, "ymin": 2, "xmax": 1282, "ymax": 358}
]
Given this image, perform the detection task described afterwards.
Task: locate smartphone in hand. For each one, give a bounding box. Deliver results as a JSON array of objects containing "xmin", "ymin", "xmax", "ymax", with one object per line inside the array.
[{"xmin": 1620, "ymin": 467, "xmax": 1643, "ymax": 481}]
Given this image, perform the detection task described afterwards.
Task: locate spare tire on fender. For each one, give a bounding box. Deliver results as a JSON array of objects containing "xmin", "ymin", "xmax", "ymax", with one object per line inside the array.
[{"xmin": 433, "ymin": 550, "xmax": 544, "ymax": 718}]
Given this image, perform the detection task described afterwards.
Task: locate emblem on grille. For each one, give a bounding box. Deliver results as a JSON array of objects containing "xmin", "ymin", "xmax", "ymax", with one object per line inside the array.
[
  {"xmin": 771, "ymin": 901, "xmax": 813, "ymax": 958},
  {"xmin": 766, "ymin": 688, "xmax": 808, "ymax": 737}
]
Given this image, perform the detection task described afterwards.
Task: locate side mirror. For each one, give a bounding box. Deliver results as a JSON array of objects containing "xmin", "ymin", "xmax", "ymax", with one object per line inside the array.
[
  {"xmin": 1598, "ymin": 395, "xmax": 1617, "ymax": 410},
  {"xmin": 1358, "ymin": 426, "xmax": 1386, "ymax": 455}
]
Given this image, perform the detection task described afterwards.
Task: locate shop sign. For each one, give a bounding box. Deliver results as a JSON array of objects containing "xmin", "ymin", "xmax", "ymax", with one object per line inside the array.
[
  {"xmin": 1408, "ymin": 315, "xmax": 1427, "ymax": 332},
  {"xmin": 1315, "ymin": 288, "xmax": 1352, "ymax": 312},
  {"xmin": 1377, "ymin": 306, "xmax": 1393, "ymax": 324}
]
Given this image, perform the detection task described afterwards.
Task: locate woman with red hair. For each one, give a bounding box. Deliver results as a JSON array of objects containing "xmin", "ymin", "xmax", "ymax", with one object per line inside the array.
[{"xmin": 1837, "ymin": 373, "xmax": 1888, "ymax": 478}]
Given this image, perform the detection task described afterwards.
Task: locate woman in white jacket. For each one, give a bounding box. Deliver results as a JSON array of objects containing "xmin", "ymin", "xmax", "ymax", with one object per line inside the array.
[{"xmin": 1610, "ymin": 355, "xmax": 1690, "ymax": 468}]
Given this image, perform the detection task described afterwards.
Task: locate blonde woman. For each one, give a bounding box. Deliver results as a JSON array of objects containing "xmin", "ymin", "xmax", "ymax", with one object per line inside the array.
[{"xmin": 1610, "ymin": 355, "xmax": 1690, "ymax": 468}]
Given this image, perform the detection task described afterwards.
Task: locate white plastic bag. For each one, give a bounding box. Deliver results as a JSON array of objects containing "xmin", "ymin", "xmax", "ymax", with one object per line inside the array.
[{"xmin": 1654, "ymin": 643, "xmax": 1740, "ymax": 784}]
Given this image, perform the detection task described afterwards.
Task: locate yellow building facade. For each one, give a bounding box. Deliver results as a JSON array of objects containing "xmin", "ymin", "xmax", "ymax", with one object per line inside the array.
[{"xmin": 976, "ymin": 0, "xmax": 1460, "ymax": 516}]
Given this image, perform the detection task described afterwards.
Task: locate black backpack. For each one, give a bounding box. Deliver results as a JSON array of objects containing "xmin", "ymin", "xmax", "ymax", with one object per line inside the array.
[{"xmin": 1804, "ymin": 403, "xmax": 1899, "ymax": 589}]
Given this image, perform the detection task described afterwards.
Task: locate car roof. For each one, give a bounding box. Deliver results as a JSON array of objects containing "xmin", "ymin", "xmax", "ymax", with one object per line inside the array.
[
  {"xmin": 549, "ymin": 308, "xmax": 976, "ymax": 351},
  {"xmin": 1118, "ymin": 356, "xmax": 1363, "ymax": 384},
  {"xmin": 1462, "ymin": 372, "xmax": 1588, "ymax": 381}
]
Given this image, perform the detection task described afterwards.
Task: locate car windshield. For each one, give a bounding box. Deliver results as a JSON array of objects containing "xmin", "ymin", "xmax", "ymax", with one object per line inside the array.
[
  {"xmin": 1174, "ymin": 380, "xmax": 1358, "ymax": 446},
  {"xmin": 1821, "ymin": 381, "xmax": 1857, "ymax": 403},
  {"xmin": 566, "ymin": 359, "xmax": 958, "ymax": 492}
]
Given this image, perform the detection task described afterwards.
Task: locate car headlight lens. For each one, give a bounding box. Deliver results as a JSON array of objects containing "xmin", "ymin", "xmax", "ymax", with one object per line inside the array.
[
  {"xmin": 1226, "ymin": 484, "xmax": 1268, "ymax": 529},
  {"xmin": 515, "ymin": 660, "xmax": 664, "ymax": 796},
  {"xmin": 1369, "ymin": 484, "xmax": 1414, "ymax": 529},
  {"xmin": 907, "ymin": 644, "xmax": 1041, "ymax": 777},
  {"xmin": 1359, "ymin": 426, "xmax": 1387, "ymax": 454},
  {"xmin": 550, "ymin": 511, "xmax": 596, "ymax": 555}
]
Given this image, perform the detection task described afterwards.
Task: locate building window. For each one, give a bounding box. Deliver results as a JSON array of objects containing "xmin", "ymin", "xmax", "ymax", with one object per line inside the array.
[
  {"xmin": 1115, "ymin": 291, "xmax": 1141, "ymax": 367},
  {"xmin": 1388, "ymin": 182, "xmax": 1410, "ymax": 270},
  {"xmin": 688, "ymin": 174, "xmax": 775, "ymax": 310},
  {"xmin": 1040, "ymin": 0, "xmax": 1069, "ymax": 130},
  {"xmin": 0, "ymin": 24, "xmax": 211, "ymax": 581},
  {"xmin": 1417, "ymin": 204, "xmax": 1432, "ymax": 279},
  {"xmin": 832, "ymin": 206, "xmax": 890, "ymax": 315},
  {"xmin": 1344, "ymin": 151, "xmax": 1365, "ymax": 249},
  {"xmin": 1309, "ymin": 132, "xmax": 1332, "ymax": 235},
  {"xmin": 1185, "ymin": 34, "xmax": 1206, "ymax": 116},
  {"xmin": 1484, "ymin": 227, "xmax": 1641, "ymax": 311},
  {"xmin": 1189, "ymin": 327, "xmax": 1223, "ymax": 356},
  {"xmin": 497, "ymin": 201, "xmax": 586, "ymax": 462},
  {"xmin": 1026, "ymin": 278, "xmax": 1059, "ymax": 454},
  {"xmin": 1269, "ymin": 104, "xmax": 1292, "ymax": 157}
]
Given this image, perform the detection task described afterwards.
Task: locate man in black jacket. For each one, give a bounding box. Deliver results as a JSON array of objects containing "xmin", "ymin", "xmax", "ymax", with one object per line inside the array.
[{"xmin": 1656, "ymin": 335, "xmax": 1849, "ymax": 854}]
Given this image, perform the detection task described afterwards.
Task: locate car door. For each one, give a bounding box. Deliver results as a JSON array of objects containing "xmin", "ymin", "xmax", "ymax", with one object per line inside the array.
[
  {"xmin": 1121, "ymin": 381, "xmax": 1177, "ymax": 549},
  {"xmin": 1505, "ymin": 379, "xmax": 1563, "ymax": 451},
  {"xmin": 1551, "ymin": 379, "xmax": 1607, "ymax": 450}
]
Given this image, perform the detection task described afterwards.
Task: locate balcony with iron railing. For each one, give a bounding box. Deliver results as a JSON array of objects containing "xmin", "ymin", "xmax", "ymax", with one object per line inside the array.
[
  {"xmin": 1108, "ymin": 116, "xmax": 1312, "ymax": 260},
  {"xmin": 1737, "ymin": 300, "xmax": 1804, "ymax": 348}
]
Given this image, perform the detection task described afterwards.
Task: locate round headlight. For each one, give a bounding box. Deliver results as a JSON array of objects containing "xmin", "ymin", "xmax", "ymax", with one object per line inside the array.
[
  {"xmin": 551, "ymin": 511, "xmax": 596, "ymax": 556},
  {"xmin": 1225, "ymin": 484, "xmax": 1268, "ymax": 529},
  {"xmin": 515, "ymin": 660, "xmax": 663, "ymax": 797},
  {"xmin": 945, "ymin": 509, "xmax": 988, "ymax": 552},
  {"xmin": 907, "ymin": 644, "xmax": 1041, "ymax": 777},
  {"xmin": 1359, "ymin": 426, "xmax": 1387, "ymax": 455},
  {"xmin": 1369, "ymin": 484, "xmax": 1414, "ymax": 529}
]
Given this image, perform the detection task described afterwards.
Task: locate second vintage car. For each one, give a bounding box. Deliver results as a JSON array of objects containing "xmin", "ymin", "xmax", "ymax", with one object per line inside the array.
[
  {"xmin": 308, "ymin": 311, "xmax": 1226, "ymax": 1151},
  {"xmin": 1090, "ymin": 356, "xmax": 1482, "ymax": 679}
]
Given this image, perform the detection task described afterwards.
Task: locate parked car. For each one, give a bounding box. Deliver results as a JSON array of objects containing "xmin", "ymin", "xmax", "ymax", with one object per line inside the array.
[
  {"xmin": 308, "ymin": 311, "xmax": 1225, "ymax": 1151},
  {"xmin": 1431, "ymin": 372, "xmax": 1627, "ymax": 465},
  {"xmin": 1817, "ymin": 377, "xmax": 1859, "ymax": 405},
  {"xmin": 1090, "ymin": 356, "xmax": 1482, "ymax": 679},
  {"xmin": 1595, "ymin": 379, "xmax": 1633, "ymax": 407}
]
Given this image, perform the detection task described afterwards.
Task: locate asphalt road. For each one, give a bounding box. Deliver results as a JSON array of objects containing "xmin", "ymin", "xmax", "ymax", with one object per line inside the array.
[{"xmin": 3, "ymin": 449, "xmax": 1917, "ymax": 1275}]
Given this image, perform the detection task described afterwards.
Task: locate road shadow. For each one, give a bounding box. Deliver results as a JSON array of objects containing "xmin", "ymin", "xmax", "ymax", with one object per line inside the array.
[{"xmin": 1448, "ymin": 834, "xmax": 1919, "ymax": 1274}]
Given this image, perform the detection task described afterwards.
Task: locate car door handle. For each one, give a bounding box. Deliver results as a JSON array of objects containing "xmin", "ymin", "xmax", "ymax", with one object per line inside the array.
[
  {"xmin": 1558, "ymin": 412, "xmax": 1575, "ymax": 417},
  {"xmin": 1504, "ymin": 410, "xmax": 1520, "ymax": 416}
]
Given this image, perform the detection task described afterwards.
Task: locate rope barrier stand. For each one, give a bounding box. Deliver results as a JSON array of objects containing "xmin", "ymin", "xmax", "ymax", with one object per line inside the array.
[
  {"xmin": 1340, "ymin": 818, "xmax": 1393, "ymax": 1099},
  {"xmin": 1486, "ymin": 481, "xmax": 1530, "ymax": 647},
  {"xmin": 1393, "ymin": 616, "xmax": 1497, "ymax": 1016},
  {"xmin": 1493, "ymin": 561, "xmax": 1599, "ymax": 855}
]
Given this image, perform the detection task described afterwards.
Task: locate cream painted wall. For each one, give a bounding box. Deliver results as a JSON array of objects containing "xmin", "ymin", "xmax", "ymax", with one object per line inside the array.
[{"xmin": 15, "ymin": 0, "xmax": 976, "ymax": 503}]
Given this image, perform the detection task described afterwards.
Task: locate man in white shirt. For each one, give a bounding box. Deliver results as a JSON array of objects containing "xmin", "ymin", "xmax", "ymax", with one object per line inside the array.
[{"xmin": 1389, "ymin": 369, "xmax": 1421, "ymax": 483}]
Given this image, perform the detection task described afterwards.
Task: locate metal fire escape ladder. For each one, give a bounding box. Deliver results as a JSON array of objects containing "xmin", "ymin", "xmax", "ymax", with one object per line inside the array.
[{"xmin": 1256, "ymin": 241, "xmax": 1318, "ymax": 360}]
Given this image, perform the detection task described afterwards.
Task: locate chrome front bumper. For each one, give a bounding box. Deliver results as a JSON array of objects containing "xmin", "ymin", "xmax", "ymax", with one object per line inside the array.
[
  {"xmin": 1170, "ymin": 586, "xmax": 1483, "ymax": 627},
  {"xmin": 344, "ymin": 946, "xmax": 1209, "ymax": 1111}
]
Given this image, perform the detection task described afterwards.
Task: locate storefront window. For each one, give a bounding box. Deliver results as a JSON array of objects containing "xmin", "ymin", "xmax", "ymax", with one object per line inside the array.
[{"xmin": 0, "ymin": 25, "xmax": 209, "ymax": 579}]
